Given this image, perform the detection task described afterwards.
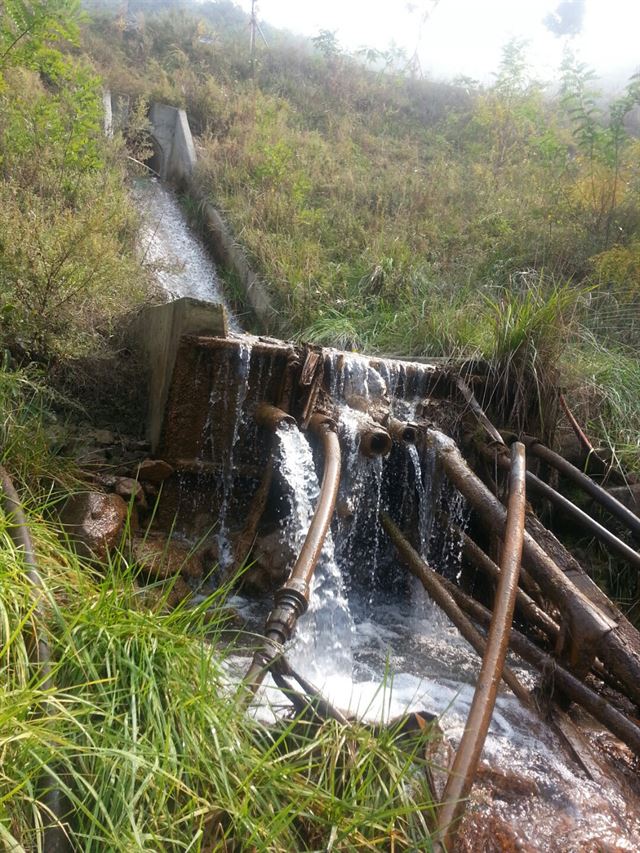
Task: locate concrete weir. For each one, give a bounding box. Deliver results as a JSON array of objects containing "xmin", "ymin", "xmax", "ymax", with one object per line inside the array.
[{"xmin": 137, "ymin": 297, "xmax": 458, "ymax": 538}]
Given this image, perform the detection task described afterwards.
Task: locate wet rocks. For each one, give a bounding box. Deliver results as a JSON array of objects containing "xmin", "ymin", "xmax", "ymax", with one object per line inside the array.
[
  {"xmin": 115, "ymin": 476, "xmax": 148, "ymax": 510},
  {"xmin": 240, "ymin": 529, "xmax": 294, "ymax": 594},
  {"xmin": 133, "ymin": 534, "xmax": 204, "ymax": 582},
  {"xmin": 136, "ymin": 458, "xmax": 174, "ymax": 485},
  {"xmin": 60, "ymin": 492, "xmax": 129, "ymax": 561}
]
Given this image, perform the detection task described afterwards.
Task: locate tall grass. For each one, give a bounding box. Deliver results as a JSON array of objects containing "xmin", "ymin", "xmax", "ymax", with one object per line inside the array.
[{"xmin": 0, "ymin": 511, "xmax": 436, "ymax": 851}]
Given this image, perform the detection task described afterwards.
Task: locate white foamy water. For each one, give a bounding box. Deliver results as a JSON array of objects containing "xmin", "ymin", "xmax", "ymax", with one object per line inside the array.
[
  {"xmin": 275, "ymin": 421, "xmax": 354, "ymax": 680},
  {"xmin": 132, "ymin": 177, "xmax": 239, "ymax": 328}
]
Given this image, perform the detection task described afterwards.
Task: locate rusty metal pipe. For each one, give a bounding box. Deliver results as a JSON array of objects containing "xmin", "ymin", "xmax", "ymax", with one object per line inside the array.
[
  {"xmin": 480, "ymin": 442, "xmax": 640, "ymax": 572},
  {"xmin": 443, "ymin": 582, "xmax": 640, "ymax": 757},
  {"xmin": 436, "ymin": 443, "xmax": 527, "ymax": 851},
  {"xmin": 380, "ymin": 513, "xmax": 530, "ymax": 705},
  {"xmin": 242, "ymin": 414, "xmax": 341, "ymax": 697},
  {"xmin": 526, "ymin": 469, "xmax": 640, "ymax": 571},
  {"xmin": 253, "ymin": 402, "xmax": 295, "ymax": 431},
  {"xmin": 524, "ymin": 438, "xmax": 640, "ymax": 541},
  {"xmin": 387, "ymin": 416, "xmax": 419, "ymax": 445},
  {"xmin": 359, "ymin": 423, "xmax": 392, "ymax": 457},
  {"xmin": 430, "ymin": 429, "xmax": 640, "ymax": 707},
  {"xmin": 456, "ymin": 523, "xmax": 560, "ymax": 641}
]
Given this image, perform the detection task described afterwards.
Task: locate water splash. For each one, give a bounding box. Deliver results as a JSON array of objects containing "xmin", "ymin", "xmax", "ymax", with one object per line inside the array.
[{"xmin": 275, "ymin": 421, "xmax": 353, "ymax": 680}]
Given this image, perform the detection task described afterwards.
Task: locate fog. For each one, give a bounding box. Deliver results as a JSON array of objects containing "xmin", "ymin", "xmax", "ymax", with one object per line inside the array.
[{"xmin": 238, "ymin": 0, "xmax": 639, "ymax": 87}]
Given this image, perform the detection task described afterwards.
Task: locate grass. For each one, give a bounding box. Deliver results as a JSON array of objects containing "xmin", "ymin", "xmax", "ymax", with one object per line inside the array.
[{"xmin": 0, "ymin": 470, "xmax": 437, "ymax": 851}]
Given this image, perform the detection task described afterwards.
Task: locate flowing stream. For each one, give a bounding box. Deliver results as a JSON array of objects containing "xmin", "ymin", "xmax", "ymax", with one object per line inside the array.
[
  {"xmin": 132, "ymin": 176, "xmax": 239, "ymax": 328},
  {"xmin": 140, "ymin": 177, "xmax": 640, "ymax": 849}
]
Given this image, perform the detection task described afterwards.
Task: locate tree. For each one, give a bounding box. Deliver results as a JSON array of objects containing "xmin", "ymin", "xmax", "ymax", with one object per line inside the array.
[{"xmin": 0, "ymin": 0, "xmax": 82, "ymax": 73}]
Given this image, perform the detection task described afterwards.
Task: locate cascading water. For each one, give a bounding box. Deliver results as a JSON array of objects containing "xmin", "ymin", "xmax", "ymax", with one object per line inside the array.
[
  {"xmin": 215, "ymin": 342, "xmax": 252, "ymax": 569},
  {"xmin": 132, "ymin": 177, "xmax": 239, "ymax": 328},
  {"xmin": 247, "ymin": 352, "xmax": 639, "ymax": 848},
  {"xmin": 274, "ymin": 421, "xmax": 353, "ymax": 680}
]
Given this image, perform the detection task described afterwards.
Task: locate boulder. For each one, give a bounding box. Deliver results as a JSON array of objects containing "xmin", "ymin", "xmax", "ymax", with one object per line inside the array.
[
  {"xmin": 60, "ymin": 492, "xmax": 129, "ymax": 562},
  {"xmin": 136, "ymin": 458, "xmax": 174, "ymax": 485},
  {"xmin": 240, "ymin": 530, "xmax": 294, "ymax": 594}
]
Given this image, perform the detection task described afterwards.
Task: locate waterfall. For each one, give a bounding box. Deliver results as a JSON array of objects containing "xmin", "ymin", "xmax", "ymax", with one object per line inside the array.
[{"xmin": 275, "ymin": 421, "xmax": 353, "ymax": 680}]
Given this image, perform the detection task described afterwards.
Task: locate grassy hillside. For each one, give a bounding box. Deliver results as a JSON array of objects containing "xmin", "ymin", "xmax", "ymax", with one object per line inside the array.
[{"xmin": 83, "ymin": 0, "xmax": 640, "ymax": 467}]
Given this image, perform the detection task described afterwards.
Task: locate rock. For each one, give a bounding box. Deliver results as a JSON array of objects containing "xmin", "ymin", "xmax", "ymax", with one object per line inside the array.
[
  {"xmin": 165, "ymin": 577, "xmax": 193, "ymax": 609},
  {"xmin": 60, "ymin": 492, "xmax": 129, "ymax": 562},
  {"xmin": 241, "ymin": 530, "xmax": 294, "ymax": 594},
  {"xmin": 133, "ymin": 534, "xmax": 203, "ymax": 581},
  {"xmin": 136, "ymin": 458, "xmax": 174, "ymax": 485},
  {"xmin": 115, "ymin": 477, "xmax": 148, "ymax": 511}
]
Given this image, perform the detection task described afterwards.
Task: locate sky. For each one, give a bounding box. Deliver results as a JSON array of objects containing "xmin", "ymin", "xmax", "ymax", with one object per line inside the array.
[{"xmin": 238, "ymin": 0, "xmax": 639, "ymax": 88}]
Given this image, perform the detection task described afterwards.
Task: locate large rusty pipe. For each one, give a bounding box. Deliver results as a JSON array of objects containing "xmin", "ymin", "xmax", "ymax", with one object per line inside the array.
[
  {"xmin": 436, "ymin": 443, "xmax": 526, "ymax": 851},
  {"xmin": 253, "ymin": 402, "xmax": 295, "ymax": 431},
  {"xmin": 430, "ymin": 430, "xmax": 640, "ymax": 707},
  {"xmin": 386, "ymin": 416, "xmax": 419, "ymax": 445},
  {"xmin": 524, "ymin": 438, "xmax": 640, "ymax": 540},
  {"xmin": 242, "ymin": 414, "xmax": 341, "ymax": 697}
]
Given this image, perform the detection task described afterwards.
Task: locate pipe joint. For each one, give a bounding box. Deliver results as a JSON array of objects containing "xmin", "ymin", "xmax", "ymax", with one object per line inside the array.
[{"xmin": 265, "ymin": 585, "xmax": 309, "ymax": 644}]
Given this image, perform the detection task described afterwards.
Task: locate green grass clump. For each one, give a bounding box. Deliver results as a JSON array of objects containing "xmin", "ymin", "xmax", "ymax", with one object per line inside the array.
[{"xmin": 0, "ymin": 508, "xmax": 436, "ymax": 851}]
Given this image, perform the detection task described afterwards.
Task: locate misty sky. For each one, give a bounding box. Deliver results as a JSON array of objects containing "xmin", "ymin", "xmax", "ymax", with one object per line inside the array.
[{"xmin": 240, "ymin": 0, "xmax": 639, "ymax": 86}]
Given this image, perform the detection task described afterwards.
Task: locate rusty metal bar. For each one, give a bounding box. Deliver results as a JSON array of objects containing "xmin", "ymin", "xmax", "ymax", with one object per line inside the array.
[
  {"xmin": 429, "ymin": 429, "xmax": 640, "ymax": 708},
  {"xmin": 436, "ymin": 443, "xmax": 526, "ymax": 850},
  {"xmin": 454, "ymin": 521, "xmax": 560, "ymax": 641},
  {"xmin": 455, "ymin": 376, "xmax": 504, "ymax": 445},
  {"xmin": 480, "ymin": 440, "xmax": 640, "ymax": 572},
  {"xmin": 380, "ymin": 513, "xmax": 530, "ymax": 705},
  {"xmin": 524, "ymin": 438, "xmax": 640, "ymax": 540},
  {"xmin": 526, "ymin": 468, "xmax": 640, "ymax": 571},
  {"xmin": 242, "ymin": 414, "xmax": 341, "ymax": 698},
  {"xmin": 442, "ymin": 581, "xmax": 640, "ymax": 757},
  {"xmin": 558, "ymin": 392, "xmax": 603, "ymax": 463}
]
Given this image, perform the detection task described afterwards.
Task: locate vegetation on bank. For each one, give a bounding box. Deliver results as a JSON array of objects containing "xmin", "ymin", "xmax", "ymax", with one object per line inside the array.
[
  {"xmin": 0, "ymin": 472, "xmax": 435, "ymax": 849},
  {"xmin": 0, "ymin": 0, "xmax": 150, "ymax": 365}
]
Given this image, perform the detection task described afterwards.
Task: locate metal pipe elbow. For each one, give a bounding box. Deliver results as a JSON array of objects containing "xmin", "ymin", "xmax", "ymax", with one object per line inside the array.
[{"xmin": 254, "ymin": 402, "xmax": 295, "ymax": 431}]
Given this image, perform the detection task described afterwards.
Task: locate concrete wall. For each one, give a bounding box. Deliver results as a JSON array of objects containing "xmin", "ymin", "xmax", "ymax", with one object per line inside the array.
[
  {"xmin": 197, "ymin": 200, "xmax": 278, "ymax": 334},
  {"xmin": 135, "ymin": 297, "xmax": 228, "ymax": 451},
  {"xmin": 148, "ymin": 103, "xmax": 197, "ymax": 183},
  {"xmin": 146, "ymin": 100, "xmax": 277, "ymax": 333}
]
